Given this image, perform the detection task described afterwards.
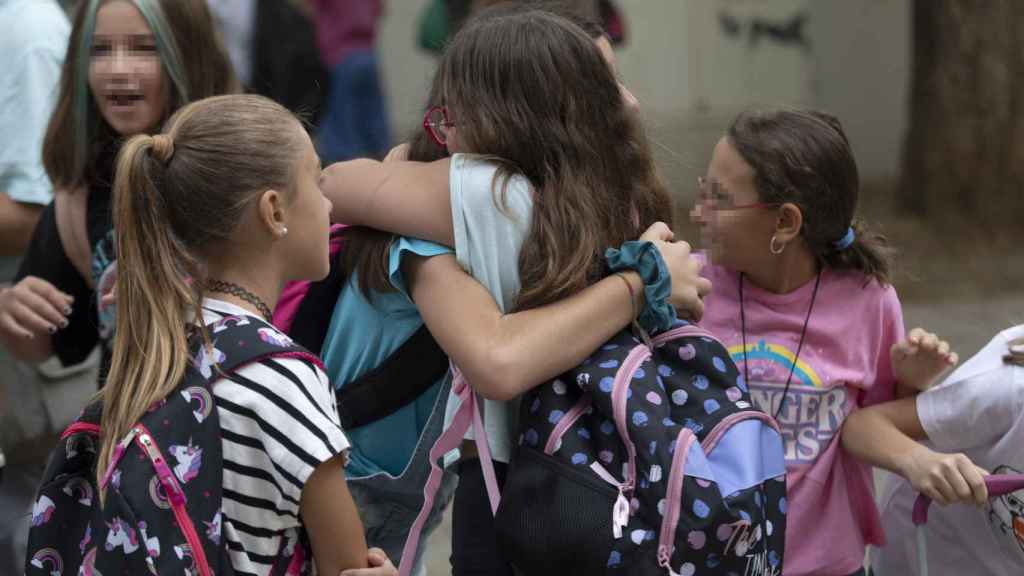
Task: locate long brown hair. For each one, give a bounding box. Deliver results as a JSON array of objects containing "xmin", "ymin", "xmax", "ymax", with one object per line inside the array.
[
  {"xmin": 341, "ymin": 4, "xmax": 610, "ymax": 298},
  {"xmin": 436, "ymin": 8, "xmax": 671, "ymax": 311},
  {"xmin": 43, "ymin": 0, "xmax": 237, "ymax": 190},
  {"xmin": 727, "ymin": 108, "xmax": 895, "ymax": 284},
  {"xmin": 99, "ymin": 95, "xmax": 304, "ymax": 491}
]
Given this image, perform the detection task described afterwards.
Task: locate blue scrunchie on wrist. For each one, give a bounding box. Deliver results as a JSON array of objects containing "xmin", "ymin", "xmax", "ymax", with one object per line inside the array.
[{"xmin": 605, "ymin": 240, "xmax": 677, "ymax": 333}]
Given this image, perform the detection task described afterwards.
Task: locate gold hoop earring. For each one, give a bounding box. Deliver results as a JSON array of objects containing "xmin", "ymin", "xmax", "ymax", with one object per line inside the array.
[{"xmin": 769, "ymin": 235, "xmax": 786, "ymax": 255}]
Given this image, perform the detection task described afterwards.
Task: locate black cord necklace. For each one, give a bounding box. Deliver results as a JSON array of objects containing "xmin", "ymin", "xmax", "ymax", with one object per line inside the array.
[
  {"xmin": 207, "ymin": 279, "xmax": 273, "ymax": 323},
  {"xmin": 739, "ymin": 271, "xmax": 822, "ymax": 420}
]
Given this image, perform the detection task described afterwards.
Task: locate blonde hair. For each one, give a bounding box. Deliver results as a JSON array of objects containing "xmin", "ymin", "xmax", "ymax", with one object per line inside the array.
[{"xmin": 98, "ymin": 94, "xmax": 303, "ymax": 492}]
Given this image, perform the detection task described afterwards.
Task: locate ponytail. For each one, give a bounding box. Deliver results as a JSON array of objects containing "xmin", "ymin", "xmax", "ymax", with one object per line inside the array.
[
  {"xmin": 817, "ymin": 218, "xmax": 895, "ymax": 285},
  {"xmin": 95, "ymin": 95, "xmax": 303, "ymax": 494},
  {"xmin": 97, "ymin": 132, "xmax": 203, "ymax": 493}
]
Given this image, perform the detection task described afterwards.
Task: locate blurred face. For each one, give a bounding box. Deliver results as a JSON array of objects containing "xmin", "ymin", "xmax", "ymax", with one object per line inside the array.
[
  {"xmin": 285, "ymin": 129, "xmax": 333, "ymax": 281},
  {"xmin": 88, "ymin": 0, "xmax": 168, "ymax": 136},
  {"xmin": 690, "ymin": 137, "xmax": 779, "ymax": 272},
  {"xmin": 595, "ymin": 35, "xmax": 639, "ymax": 114}
]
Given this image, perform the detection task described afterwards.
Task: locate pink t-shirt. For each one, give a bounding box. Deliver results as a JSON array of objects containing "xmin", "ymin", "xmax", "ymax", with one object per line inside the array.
[{"xmin": 697, "ymin": 257, "xmax": 905, "ymax": 576}]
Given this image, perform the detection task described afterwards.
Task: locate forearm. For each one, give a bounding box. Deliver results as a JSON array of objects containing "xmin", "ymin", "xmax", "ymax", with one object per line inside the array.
[
  {"xmin": 0, "ymin": 193, "xmax": 44, "ymax": 256},
  {"xmin": 841, "ymin": 397, "xmax": 927, "ymax": 476},
  {"xmin": 478, "ymin": 273, "xmax": 644, "ymax": 397},
  {"xmin": 410, "ymin": 254, "xmax": 642, "ymax": 401},
  {"xmin": 322, "ymin": 158, "xmax": 454, "ymax": 245}
]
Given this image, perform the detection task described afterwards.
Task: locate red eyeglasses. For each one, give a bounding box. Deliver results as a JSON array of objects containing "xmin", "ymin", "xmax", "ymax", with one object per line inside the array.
[{"xmin": 423, "ymin": 106, "xmax": 456, "ymax": 148}]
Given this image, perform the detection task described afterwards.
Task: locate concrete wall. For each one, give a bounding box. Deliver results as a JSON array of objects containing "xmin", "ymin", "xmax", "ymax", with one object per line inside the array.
[{"xmin": 376, "ymin": 0, "xmax": 910, "ymax": 195}]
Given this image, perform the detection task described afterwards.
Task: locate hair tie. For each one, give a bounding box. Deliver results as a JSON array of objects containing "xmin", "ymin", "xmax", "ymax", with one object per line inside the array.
[
  {"xmin": 151, "ymin": 134, "xmax": 175, "ymax": 164},
  {"xmin": 834, "ymin": 226, "xmax": 855, "ymax": 250}
]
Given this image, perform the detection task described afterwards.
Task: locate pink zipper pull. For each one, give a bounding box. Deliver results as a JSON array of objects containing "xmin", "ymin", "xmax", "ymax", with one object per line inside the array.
[
  {"xmin": 591, "ymin": 461, "xmax": 631, "ymax": 539},
  {"xmin": 99, "ymin": 426, "xmax": 140, "ymax": 490},
  {"xmin": 611, "ymin": 490, "xmax": 630, "ymax": 539},
  {"xmin": 138, "ymin": 432, "xmax": 186, "ymax": 507}
]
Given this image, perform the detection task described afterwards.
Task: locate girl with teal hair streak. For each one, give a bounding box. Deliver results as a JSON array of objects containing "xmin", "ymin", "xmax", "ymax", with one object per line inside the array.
[{"xmin": 0, "ymin": 0, "xmax": 236, "ymax": 386}]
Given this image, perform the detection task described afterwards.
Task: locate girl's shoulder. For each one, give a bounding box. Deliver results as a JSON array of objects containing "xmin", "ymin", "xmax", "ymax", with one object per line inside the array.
[
  {"xmin": 450, "ymin": 153, "xmax": 532, "ymax": 194},
  {"xmin": 822, "ymin": 268, "xmax": 901, "ymax": 309}
]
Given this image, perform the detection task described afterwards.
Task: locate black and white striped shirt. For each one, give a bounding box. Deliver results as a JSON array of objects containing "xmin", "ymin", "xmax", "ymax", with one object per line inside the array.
[{"xmin": 202, "ymin": 299, "xmax": 349, "ymax": 576}]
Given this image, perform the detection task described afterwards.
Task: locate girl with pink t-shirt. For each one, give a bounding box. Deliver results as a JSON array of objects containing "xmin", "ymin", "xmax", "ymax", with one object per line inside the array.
[{"xmin": 690, "ymin": 108, "xmax": 932, "ymax": 576}]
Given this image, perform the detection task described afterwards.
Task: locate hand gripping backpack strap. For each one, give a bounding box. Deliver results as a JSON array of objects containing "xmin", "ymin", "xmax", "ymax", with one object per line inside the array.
[{"xmin": 397, "ymin": 366, "xmax": 500, "ymax": 576}]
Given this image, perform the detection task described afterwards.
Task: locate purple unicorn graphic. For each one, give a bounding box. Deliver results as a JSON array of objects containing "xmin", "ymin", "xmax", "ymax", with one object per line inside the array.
[
  {"xmin": 104, "ymin": 517, "xmax": 140, "ymax": 554},
  {"xmin": 169, "ymin": 439, "xmax": 203, "ymax": 484}
]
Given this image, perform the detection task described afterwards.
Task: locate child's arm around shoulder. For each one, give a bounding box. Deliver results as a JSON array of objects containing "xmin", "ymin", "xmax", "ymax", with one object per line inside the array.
[{"xmin": 321, "ymin": 158, "xmax": 455, "ymax": 247}]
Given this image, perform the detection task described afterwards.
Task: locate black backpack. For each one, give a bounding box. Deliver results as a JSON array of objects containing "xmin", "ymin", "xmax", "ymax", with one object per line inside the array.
[
  {"xmin": 26, "ymin": 315, "xmax": 318, "ymax": 576},
  {"xmin": 495, "ymin": 322, "xmax": 788, "ymax": 575}
]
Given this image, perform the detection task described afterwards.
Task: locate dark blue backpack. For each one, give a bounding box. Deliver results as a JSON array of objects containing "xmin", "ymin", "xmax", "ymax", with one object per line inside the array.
[
  {"xmin": 25, "ymin": 315, "xmax": 320, "ymax": 576},
  {"xmin": 495, "ymin": 322, "xmax": 788, "ymax": 575}
]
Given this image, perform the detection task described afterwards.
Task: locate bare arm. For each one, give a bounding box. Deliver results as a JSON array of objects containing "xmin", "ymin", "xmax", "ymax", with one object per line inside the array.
[
  {"xmin": 321, "ymin": 158, "xmax": 455, "ymax": 246},
  {"xmin": 0, "ymin": 193, "xmax": 44, "ymax": 257},
  {"xmin": 406, "ymin": 253, "xmax": 642, "ymax": 401},
  {"xmin": 300, "ymin": 455, "xmax": 369, "ymax": 574},
  {"xmin": 404, "ymin": 221, "xmax": 709, "ymax": 401},
  {"xmin": 842, "ymin": 398, "xmax": 988, "ymax": 506}
]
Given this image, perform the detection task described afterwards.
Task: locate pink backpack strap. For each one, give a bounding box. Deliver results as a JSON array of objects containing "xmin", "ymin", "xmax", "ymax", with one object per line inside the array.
[{"xmin": 398, "ymin": 366, "xmax": 501, "ymax": 576}]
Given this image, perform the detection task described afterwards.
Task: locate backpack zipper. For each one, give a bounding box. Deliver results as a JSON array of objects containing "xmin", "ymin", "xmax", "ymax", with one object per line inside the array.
[
  {"xmin": 657, "ymin": 427, "xmax": 697, "ymax": 574},
  {"xmin": 135, "ymin": 424, "xmax": 214, "ymax": 576},
  {"xmin": 701, "ymin": 411, "xmax": 779, "ymax": 454},
  {"xmin": 543, "ymin": 393, "xmax": 593, "ymax": 455},
  {"xmin": 589, "ymin": 460, "xmax": 632, "ymax": 539},
  {"xmin": 610, "ymin": 344, "xmax": 651, "ymax": 529}
]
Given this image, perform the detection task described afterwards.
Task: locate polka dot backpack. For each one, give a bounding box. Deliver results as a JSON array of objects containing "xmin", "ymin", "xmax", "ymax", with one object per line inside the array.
[{"xmin": 494, "ymin": 321, "xmax": 788, "ymax": 575}]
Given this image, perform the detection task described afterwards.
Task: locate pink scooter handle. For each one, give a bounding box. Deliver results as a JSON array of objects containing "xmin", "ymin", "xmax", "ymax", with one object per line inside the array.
[{"xmin": 912, "ymin": 474, "xmax": 1024, "ymax": 525}]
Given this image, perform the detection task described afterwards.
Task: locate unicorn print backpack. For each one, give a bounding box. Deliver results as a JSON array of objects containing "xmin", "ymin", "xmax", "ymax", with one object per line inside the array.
[
  {"xmin": 494, "ymin": 321, "xmax": 788, "ymax": 575},
  {"xmin": 25, "ymin": 316, "xmax": 317, "ymax": 576}
]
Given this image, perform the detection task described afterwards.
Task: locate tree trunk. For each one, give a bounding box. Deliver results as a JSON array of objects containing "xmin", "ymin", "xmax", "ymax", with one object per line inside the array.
[{"xmin": 902, "ymin": 0, "xmax": 1024, "ymax": 227}]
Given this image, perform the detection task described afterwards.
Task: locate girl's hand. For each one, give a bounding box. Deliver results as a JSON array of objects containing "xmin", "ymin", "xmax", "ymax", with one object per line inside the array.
[
  {"xmin": 0, "ymin": 276, "xmax": 74, "ymax": 340},
  {"xmin": 639, "ymin": 222, "xmax": 712, "ymax": 322},
  {"xmin": 892, "ymin": 327, "xmax": 958, "ymax": 392},
  {"xmin": 899, "ymin": 445, "xmax": 989, "ymax": 507},
  {"xmin": 339, "ymin": 548, "xmax": 397, "ymax": 576}
]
